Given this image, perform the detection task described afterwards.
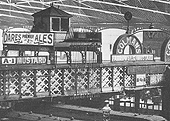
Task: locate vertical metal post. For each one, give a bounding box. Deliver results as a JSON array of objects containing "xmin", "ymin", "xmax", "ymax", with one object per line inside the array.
[
  {"xmin": 122, "ymin": 67, "xmax": 125, "ymax": 87},
  {"xmin": 19, "ymin": 51, "xmax": 24, "ymax": 56},
  {"xmin": 134, "ymin": 91, "xmax": 140, "ymax": 113},
  {"xmin": 80, "ymin": 50, "xmax": 86, "ymax": 64},
  {"xmin": 124, "ymin": 11, "xmax": 132, "ymax": 34},
  {"xmin": 3, "ymin": 71, "xmax": 7, "ymax": 99},
  {"xmin": 65, "ymin": 51, "xmax": 72, "ymax": 64},
  {"xmin": 33, "ymin": 69, "xmax": 37, "ymax": 97},
  {"xmin": 87, "ymin": 67, "xmax": 90, "ymax": 90},
  {"xmin": 75, "ymin": 68, "xmax": 78, "ymax": 95},
  {"xmin": 48, "ymin": 69, "xmax": 51, "ymax": 96},
  {"xmin": 69, "ymin": 50, "xmax": 72, "ymax": 64},
  {"xmin": 130, "ymin": 101, "xmax": 132, "ymax": 111},
  {"xmin": 33, "ymin": 51, "xmax": 38, "ymax": 97},
  {"xmin": 18, "ymin": 70, "xmax": 22, "ymax": 98},
  {"xmin": 124, "ymin": 101, "xmax": 126, "ymax": 112},
  {"xmin": 111, "ymin": 67, "xmax": 114, "ymax": 91},
  {"xmin": 2, "ymin": 45, "xmax": 8, "ymax": 57},
  {"xmin": 100, "ymin": 67, "xmax": 102, "ymax": 92},
  {"xmin": 134, "ymin": 74, "xmax": 136, "ymax": 87},
  {"xmin": 49, "ymin": 50, "xmax": 55, "ymax": 64},
  {"xmin": 62, "ymin": 69, "xmax": 65, "ymax": 95},
  {"xmin": 126, "ymin": 20, "xmax": 130, "ymax": 34},
  {"xmin": 0, "ymin": 71, "xmax": 1, "ymax": 97}
]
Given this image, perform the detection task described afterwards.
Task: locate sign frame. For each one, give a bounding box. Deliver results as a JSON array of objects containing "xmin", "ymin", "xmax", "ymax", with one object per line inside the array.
[
  {"xmin": 112, "ymin": 34, "xmax": 143, "ymax": 54},
  {"xmin": 0, "ymin": 56, "xmax": 48, "ymax": 65},
  {"xmin": 161, "ymin": 37, "xmax": 170, "ymax": 62},
  {"xmin": 127, "ymin": 65, "xmax": 166, "ymax": 74},
  {"xmin": 3, "ymin": 32, "xmax": 54, "ymax": 46},
  {"xmin": 111, "ymin": 54, "xmax": 154, "ymax": 62}
]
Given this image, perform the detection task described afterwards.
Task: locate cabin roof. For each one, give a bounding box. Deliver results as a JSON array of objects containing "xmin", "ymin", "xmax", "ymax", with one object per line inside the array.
[{"xmin": 32, "ymin": 6, "xmax": 72, "ymax": 17}]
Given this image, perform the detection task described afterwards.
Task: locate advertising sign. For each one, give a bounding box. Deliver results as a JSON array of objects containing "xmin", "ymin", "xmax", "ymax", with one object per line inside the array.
[
  {"xmin": 161, "ymin": 38, "xmax": 170, "ymax": 62},
  {"xmin": 111, "ymin": 54, "xmax": 154, "ymax": 62},
  {"xmin": 127, "ymin": 65, "xmax": 166, "ymax": 74},
  {"xmin": 112, "ymin": 34, "xmax": 142, "ymax": 54},
  {"xmin": 3, "ymin": 32, "xmax": 54, "ymax": 46},
  {"xmin": 0, "ymin": 56, "xmax": 47, "ymax": 65},
  {"xmin": 136, "ymin": 74, "xmax": 146, "ymax": 86},
  {"xmin": 164, "ymin": 40, "xmax": 170, "ymax": 61}
]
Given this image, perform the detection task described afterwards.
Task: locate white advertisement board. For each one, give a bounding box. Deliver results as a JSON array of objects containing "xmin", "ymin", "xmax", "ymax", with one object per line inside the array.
[
  {"xmin": 111, "ymin": 54, "xmax": 154, "ymax": 62},
  {"xmin": 3, "ymin": 32, "xmax": 54, "ymax": 46},
  {"xmin": 1, "ymin": 56, "xmax": 47, "ymax": 65}
]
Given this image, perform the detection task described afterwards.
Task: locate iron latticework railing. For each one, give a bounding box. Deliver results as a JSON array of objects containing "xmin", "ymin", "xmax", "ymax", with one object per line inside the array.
[{"xmin": 0, "ymin": 65, "xmax": 163, "ymax": 100}]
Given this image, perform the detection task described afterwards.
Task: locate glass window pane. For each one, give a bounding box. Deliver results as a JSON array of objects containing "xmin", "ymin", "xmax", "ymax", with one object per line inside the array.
[
  {"xmin": 61, "ymin": 18, "xmax": 69, "ymax": 31},
  {"xmin": 52, "ymin": 18, "xmax": 60, "ymax": 31}
]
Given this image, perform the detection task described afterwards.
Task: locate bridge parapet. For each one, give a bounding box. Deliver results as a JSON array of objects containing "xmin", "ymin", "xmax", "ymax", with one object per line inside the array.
[
  {"xmin": 0, "ymin": 61, "xmax": 165, "ymax": 101},
  {"xmin": 0, "ymin": 61, "xmax": 167, "ymax": 119}
]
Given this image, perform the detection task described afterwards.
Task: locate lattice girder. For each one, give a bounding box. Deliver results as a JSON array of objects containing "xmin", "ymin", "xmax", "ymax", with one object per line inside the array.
[
  {"xmin": 0, "ymin": 64, "xmax": 165, "ymax": 99},
  {"xmin": 102, "ymin": 67, "xmax": 112, "ymax": 88},
  {"xmin": 21, "ymin": 70, "xmax": 35, "ymax": 97},
  {"xmin": 50, "ymin": 69, "xmax": 63, "ymax": 95},
  {"xmin": 76, "ymin": 68, "xmax": 88, "ymax": 94},
  {"xmin": 124, "ymin": 67, "xmax": 135, "ymax": 88},
  {"xmin": 0, "ymin": 70, "xmax": 20, "ymax": 98},
  {"xmin": 64, "ymin": 68, "xmax": 76, "ymax": 95},
  {"xmin": 0, "ymin": 71, "xmax": 5, "ymax": 96},
  {"xmin": 36, "ymin": 69, "xmax": 49, "ymax": 97},
  {"xmin": 89, "ymin": 67, "xmax": 100, "ymax": 89},
  {"xmin": 113, "ymin": 67, "xmax": 124, "ymax": 90}
]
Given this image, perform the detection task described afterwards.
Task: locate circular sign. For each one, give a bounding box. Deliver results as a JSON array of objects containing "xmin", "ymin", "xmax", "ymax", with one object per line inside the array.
[
  {"xmin": 124, "ymin": 11, "xmax": 132, "ymax": 21},
  {"xmin": 161, "ymin": 38, "xmax": 170, "ymax": 62},
  {"xmin": 113, "ymin": 34, "xmax": 143, "ymax": 54}
]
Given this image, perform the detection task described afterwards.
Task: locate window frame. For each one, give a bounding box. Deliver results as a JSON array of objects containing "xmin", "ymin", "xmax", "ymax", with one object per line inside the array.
[{"xmin": 50, "ymin": 17, "xmax": 69, "ymax": 32}]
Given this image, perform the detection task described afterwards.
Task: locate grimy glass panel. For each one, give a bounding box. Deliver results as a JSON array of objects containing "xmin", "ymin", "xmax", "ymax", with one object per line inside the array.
[
  {"xmin": 52, "ymin": 18, "xmax": 60, "ymax": 31},
  {"xmin": 61, "ymin": 18, "xmax": 69, "ymax": 31}
]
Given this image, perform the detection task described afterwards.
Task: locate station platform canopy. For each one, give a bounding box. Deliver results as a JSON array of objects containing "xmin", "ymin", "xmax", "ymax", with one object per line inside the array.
[{"xmin": 0, "ymin": 0, "xmax": 170, "ymax": 32}]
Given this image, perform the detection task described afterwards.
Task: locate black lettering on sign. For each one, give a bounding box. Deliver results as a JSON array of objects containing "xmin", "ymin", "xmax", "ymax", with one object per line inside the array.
[
  {"xmin": 3, "ymin": 33, "xmax": 54, "ymax": 46},
  {"xmin": 48, "ymin": 34, "xmax": 53, "ymax": 44},
  {"xmin": 2, "ymin": 58, "xmax": 16, "ymax": 64},
  {"xmin": 113, "ymin": 34, "xmax": 142, "ymax": 54},
  {"xmin": 3, "ymin": 33, "xmax": 22, "ymax": 44},
  {"xmin": 0, "ymin": 56, "xmax": 47, "ymax": 65},
  {"xmin": 16, "ymin": 57, "xmax": 47, "ymax": 64}
]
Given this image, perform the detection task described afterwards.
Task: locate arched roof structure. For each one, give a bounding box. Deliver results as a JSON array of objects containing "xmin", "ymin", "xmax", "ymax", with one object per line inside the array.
[{"xmin": 0, "ymin": 0, "xmax": 170, "ymax": 32}]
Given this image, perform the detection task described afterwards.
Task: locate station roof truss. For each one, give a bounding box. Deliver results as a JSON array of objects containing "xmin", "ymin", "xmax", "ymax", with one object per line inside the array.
[{"xmin": 1, "ymin": 0, "xmax": 170, "ymax": 31}]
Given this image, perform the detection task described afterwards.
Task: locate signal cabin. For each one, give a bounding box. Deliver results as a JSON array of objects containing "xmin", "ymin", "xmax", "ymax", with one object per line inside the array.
[{"xmin": 3, "ymin": 5, "xmax": 102, "ymax": 65}]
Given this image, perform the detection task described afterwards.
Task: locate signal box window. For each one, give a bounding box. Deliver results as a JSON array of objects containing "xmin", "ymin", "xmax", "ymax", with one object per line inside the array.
[
  {"xmin": 52, "ymin": 18, "xmax": 59, "ymax": 31},
  {"xmin": 61, "ymin": 18, "xmax": 69, "ymax": 31},
  {"xmin": 51, "ymin": 17, "xmax": 69, "ymax": 32}
]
